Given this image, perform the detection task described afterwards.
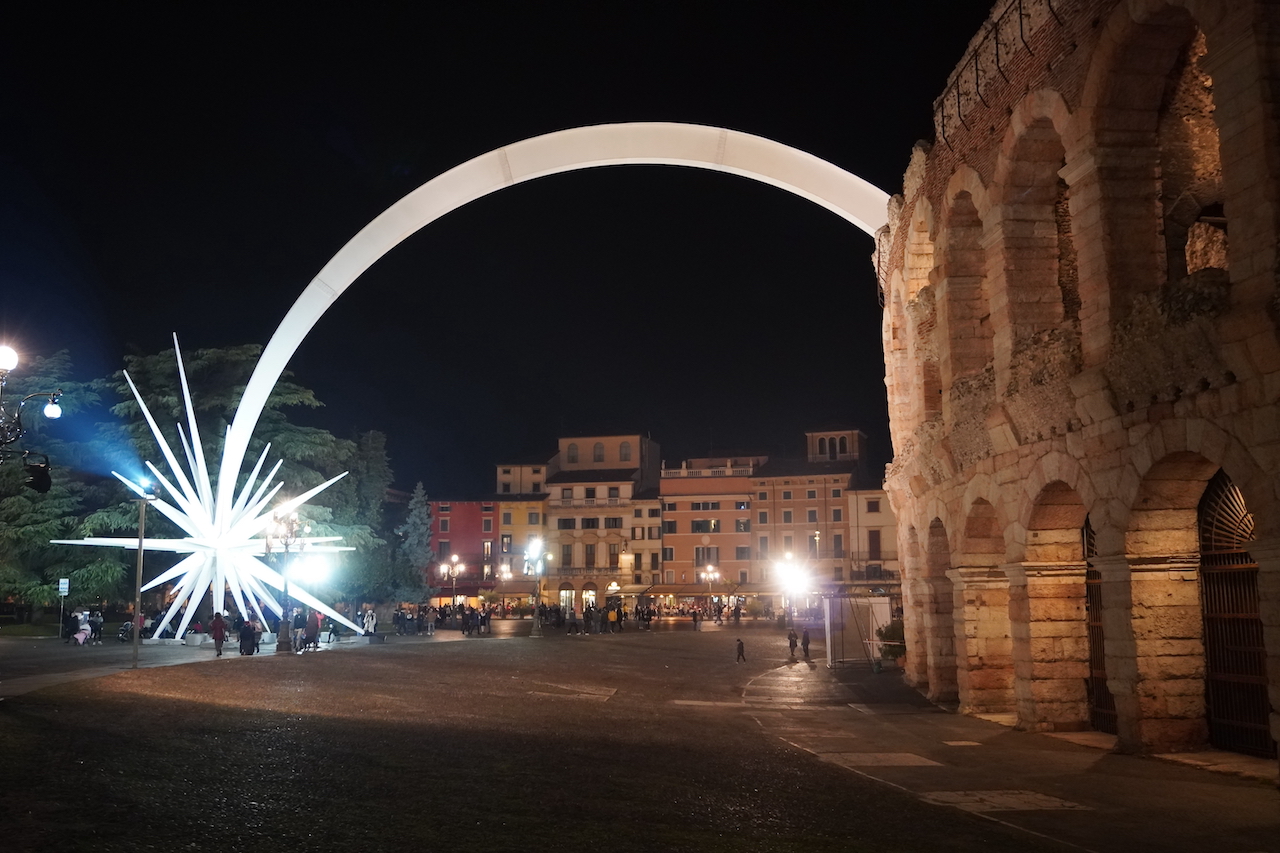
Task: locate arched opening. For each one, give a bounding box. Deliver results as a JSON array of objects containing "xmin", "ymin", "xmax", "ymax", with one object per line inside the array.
[
  {"xmin": 817, "ymin": 437, "xmax": 827, "ymax": 457},
  {"xmin": 558, "ymin": 581, "xmax": 575, "ymax": 611},
  {"xmin": 992, "ymin": 112, "xmax": 1081, "ymax": 442},
  {"xmin": 593, "ymin": 442, "xmax": 605, "ymax": 463},
  {"xmin": 954, "ymin": 498, "xmax": 1013, "ymax": 714},
  {"xmin": 567, "ymin": 443, "xmax": 579, "ymax": 464},
  {"xmin": 904, "ymin": 213, "xmax": 942, "ymax": 424},
  {"xmin": 924, "ymin": 517, "xmax": 958, "ymax": 703},
  {"xmin": 1198, "ymin": 469, "xmax": 1275, "ymax": 758}
]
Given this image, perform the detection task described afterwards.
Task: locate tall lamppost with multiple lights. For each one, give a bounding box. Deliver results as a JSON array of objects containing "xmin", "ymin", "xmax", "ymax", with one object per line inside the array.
[
  {"xmin": 267, "ymin": 511, "xmax": 310, "ymax": 652},
  {"xmin": 525, "ymin": 537, "xmax": 547, "ymax": 638},
  {"xmin": 0, "ymin": 344, "xmax": 63, "ymax": 488},
  {"xmin": 775, "ymin": 551, "xmax": 809, "ymax": 628},
  {"xmin": 701, "ymin": 565, "xmax": 719, "ymax": 610},
  {"xmin": 440, "ymin": 554, "xmax": 465, "ymax": 628}
]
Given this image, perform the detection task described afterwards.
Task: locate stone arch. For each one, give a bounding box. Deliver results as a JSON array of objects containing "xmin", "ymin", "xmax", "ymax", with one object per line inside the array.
[
  {"xmin": 218, "ymin": 122, "xmax": 890, "ymax": 498},
  {"xmin": 902, "ymin": 198, "xmax": 942, "ymax": 425},
  {"xmin": 961, "ymin": 499, "xmax": 1004, "ymax": 568},
  {"xmin": 1014, "ymin": 450, "xmax": 1100, "ymax": 563},
  {"xmin": 923, "ymin": 517, "xmax": 959, "ymax": 703},
  {"xmin": 883, "ymin": 275, "xmax": 912, "ymax": 455}
]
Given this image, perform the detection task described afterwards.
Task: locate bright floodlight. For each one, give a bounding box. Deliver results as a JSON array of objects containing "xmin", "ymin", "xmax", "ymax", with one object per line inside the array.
[
  {"xmin": 43, "ymin": 400, "xmax": 62, "ymax": 419},
  {"xmin": 0, "ymin": 346, "xmax": 17, "ymax": 372}
]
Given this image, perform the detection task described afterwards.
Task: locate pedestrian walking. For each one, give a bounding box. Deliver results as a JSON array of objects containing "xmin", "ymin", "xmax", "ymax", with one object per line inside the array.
[
  {"xmin": 787, "ymin": 628, "xmax": 798, "ymax": 657},
  {"xmin": 238, "ymin": 618, "xmax": 255, "ymax": 655},
  {"xmin": 801, "ymin": 627, "xmax": 811, "ymax": 659},
  {"xmin": 210, "ymin": 612, "xmax": 227, "ymax": 657},
  {"xmin": 736, "ymin": 638, "xmax": 746, "ymax": 663}
]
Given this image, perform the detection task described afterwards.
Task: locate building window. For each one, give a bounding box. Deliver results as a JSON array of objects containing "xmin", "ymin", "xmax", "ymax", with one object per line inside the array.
[
  {"xmin": 833, "ymin": 566, "xmax": 844, "ymax": 581},
  {"xmin": 632, "ymin": 527, "xmax": 645, "ymax": 539},
  {"xmin": 439, "ymin": 519, "xmax": 450, "ymax": 533},
  {"xmin": 561, "ymin": 544, "xmax": 573, "ymax": 566},
  {"xmin": 483, "ymin": 541, "xmax": 493, "ymax": 559},
  {"xmin": 694, "ymin": 546, "xmax": 719, "ymax": 565},
  {"xmin": 585, "ymin": 487, "xmax": 597, "ymax": 500},
  {"xmin": 502, "ymin": 511, "xmax": 512, "ymax": 525},
  {"xmin": 664, "ymin": 569, "xmax": 675, "ymax": 584},
  {"xmin": 807, "ymin": 509, "xmax": 818, "ymax": 524},
  {"xmin": 663, "ymin": 520, "xmax": 677, "ymax": 534},
  {"xmin": 532, "ymin": 482, "xmax": 541, "ymax": 493},
  {"xmin": 782, "ymin": 510, "xmax": 792, "ymax": 524},
  {"xmin": 438, "ymin": 540, "xmax": 450, "ymax": 556},
  {"xmin": 833, "ymin": 534, "xmax": 844, "ymax": 558},
  {"xmin": 757, "ymin": 491, "xmax": 767, "ymax": 500},
  {"xmin": 648, "ymin": 508, "xmax": 661, "ymax": 518},
  {"xmin": 608, "ymin": 543, "xmax": 620, "ymax": 567},
  {"xmin": 584, "ymin": 544, "xmax": 596, "ymax": 567},
  {"xmin": 759, "ymin": 536, "xmax": 769, "ymax": 555},
  {"xmin": 868, "ymin": 529, "xmax": 882, "ymax": 560},
  {"xmin": 620, "ymin": 441, "xmax": 631, "ymax": 462},
  {"xmin": 439, "ymin": 504, "xmax": 451, "ymax": 513},
  {"xmin": 605, "ymin": 517, "xmax": 622, "ymax": 529},
  {"xmin": 634, "ymin": 508, "xmax": 643, "ymax": 518},
  {"xmin": 867, "ymin": 499, "xmax": 881, "ymax": 513},
  {"xmin": 581, "ymin": 517, "xmax": 600, "ymax": 529},
  {"xmin": 664, "ymin": 502, "xmax": 677, "ymax": 512},
  {"xmin": 690, "ymin": 501, "xmax": 721, "ymax": 511},
  {"xmin": 781, "ymin": 490, "xmax": 792, "ymax": 500},
  {"xmin": 662, "ymin": 547, "xmax": 674, "ymax": 562},
  {"xmin": 562, "ymin": 488, "xmax": 572, "ymax": 500},
  {"xmin": 690, "ymin": 519, "xmax": 721, "ymax": 534},
  {"xmin": 806, "ymin": 489, "xmax": 817, "ymax": 499},
  {"xmin": 483, "ymin": 518, "xmax": 493, "ymax": 532},
  {"xmin": 593, "ymin": 442, "xmax": 605, "ymax": 462},
  {"xmin": 783, "ymin": 535, "xmax": 793, "ymax": 551},
  {"xmin": 735, "ymin": 546, "xmax": 750, "ymax": 560},
  {"xmin": 567, "ymin": 443, "xmax": 579, "ymax": 463},
  {"xmin": 482, "ymin": 504, "xmax": 493, "ymax": 513},
  {"xmin": 832, "ymin": 508, "xmax": 843, "ymax": 522},
  {"xmin": 650, "ymin": 553, "xmax": 659, "ymax": 571},
  {"xmin": 735, "ymin": 500, "xmax": 749, "ymax": 510},
  {"xmin": 500, "ymin": 534, "xmax": 512, "ymax": 553},
  {"xmin": 735, "ymin": 519, "xmax": 750, "ymax": 533},
  {"xmin": 501, "ymin": 468, "xmax": 511, "ymax": 475},
  {"xmin": 532, "ymin": 467, "xmax": 541, "ymax": 474},
  {"xmin": 832, "ymin": 488, "xmax": 842, "ymax": 498},
  {"xmin": 528, "ymin": 511, "xmax": 539, "ymax": 525},
  {"xmin": 608, "ymin": 486, "xmax": 620, "ymax": 499},
  {"xmin": 557, "ymin": 518, "xmax": 576, "ymax": 530},
  {"xmin": 808, "ymin": 533, "xmax": 819, "ymax": 556},
  {"xmin": 501, "ymin": 483, "xmax": 511, "ymax": 493},
  {"xmin": 757, "ymin": 511, "xmax": 768, "ymax": 524},
  {"xmin": 648, "ymin": 526, "xmax": 661, "ymax": 539},
  {"xmin": 739, "ymin": 569, "xmax": 749, "ymax": 583}
]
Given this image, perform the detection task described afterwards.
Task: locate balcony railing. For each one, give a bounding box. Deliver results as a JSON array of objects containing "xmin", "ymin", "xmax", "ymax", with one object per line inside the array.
[
  {"xmin": 661, "ymin": 466, "xmax": 753, "ymax": 478},
  {"xmin": 559, "ymin": 498, "xmax": 628, "ymax": 507}
]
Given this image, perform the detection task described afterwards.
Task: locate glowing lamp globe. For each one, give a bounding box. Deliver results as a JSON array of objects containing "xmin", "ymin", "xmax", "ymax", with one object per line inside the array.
[
  {"xmin": 43, "ymin": 401, "xmax": 62, "ymax": 419},
  {"xmin": 0, "ymin": 346, "xmax": 17, "ymax": 372}
]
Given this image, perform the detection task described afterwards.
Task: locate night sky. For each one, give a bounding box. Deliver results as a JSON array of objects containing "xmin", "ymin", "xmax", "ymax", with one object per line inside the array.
[{"xmin": 0, "ymin": 3, "xmax": 994, "ymax": 496}]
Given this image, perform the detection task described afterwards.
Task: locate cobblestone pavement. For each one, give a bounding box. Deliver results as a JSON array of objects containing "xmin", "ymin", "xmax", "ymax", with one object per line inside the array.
[{"xmin": 1, "ymin": 619, "xmax": 1276, "ymax": 853}]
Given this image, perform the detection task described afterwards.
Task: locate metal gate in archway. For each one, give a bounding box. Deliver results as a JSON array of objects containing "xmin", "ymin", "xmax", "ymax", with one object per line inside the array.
[{"xmin": 1198, "ymin": 469, "xmax": 1276, "ymax": 758}]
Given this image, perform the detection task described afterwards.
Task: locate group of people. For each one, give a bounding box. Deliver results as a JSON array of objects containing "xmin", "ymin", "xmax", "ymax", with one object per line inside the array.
[
  {"xmin": 786, "ymin": 626, "xmax": 812, "ymax": 659},
  {"xmin": 62, "ymin": 609, "xmax": 102, "ymax": 646}
]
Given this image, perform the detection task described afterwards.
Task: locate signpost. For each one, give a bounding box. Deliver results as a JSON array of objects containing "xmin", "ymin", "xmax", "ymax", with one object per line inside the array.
[{"xmin": 58, "ymin": 577, "xmax": 69, "ymax": 639}]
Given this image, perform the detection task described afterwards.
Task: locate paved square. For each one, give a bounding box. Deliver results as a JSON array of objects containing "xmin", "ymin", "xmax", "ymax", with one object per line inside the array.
[
  {"xmin": 822, "ymin": 752, "xmax": 943, "ymax": 767},
  {"xmin": 920, "ymin": 790, "xmax": 1091, "ymax": 812}
]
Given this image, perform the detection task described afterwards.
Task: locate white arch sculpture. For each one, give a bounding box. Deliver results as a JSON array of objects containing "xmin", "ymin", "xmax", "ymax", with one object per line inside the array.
[{"xmin": 217, "ymin": 122, "xmax": 889, "ymax": 508}]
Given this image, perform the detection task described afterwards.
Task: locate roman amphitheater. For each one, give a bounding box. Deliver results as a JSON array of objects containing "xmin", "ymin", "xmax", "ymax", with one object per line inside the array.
[{"xmin": 879, "ymin": 0, "xmax": 1279, "ymax": 762}]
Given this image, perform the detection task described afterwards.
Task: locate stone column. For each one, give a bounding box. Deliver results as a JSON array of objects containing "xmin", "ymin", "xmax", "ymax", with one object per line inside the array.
[
  {"xmin": 922, "ymin": 575, "xmax": 958, "ymax": 704},
  {"xmin": 1007, "ymin": 562, "xmax": 1089, "ymax": 731},
  {"xmin": 947, "ymin": 566, "xmax": 1014, "ymax": 714},
  {"xmin": 901, "ymin": 576, "xmax": 930, "ymax": 688},
  {"xmin": 1097, "ymin": 553, "xmax": 1207, "ymax": 753}
]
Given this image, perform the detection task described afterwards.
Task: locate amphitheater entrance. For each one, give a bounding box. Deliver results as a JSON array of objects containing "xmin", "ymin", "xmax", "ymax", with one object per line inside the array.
[{"xmin": 1198, "ymin": 470, "xmax": 1276, "ymax": 758}]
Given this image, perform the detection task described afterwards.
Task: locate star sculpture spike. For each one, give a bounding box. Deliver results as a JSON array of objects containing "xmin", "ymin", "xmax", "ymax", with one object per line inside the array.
[{"xmin": 53, "ymin": 335, "xmax": 366, "ymax": 639}]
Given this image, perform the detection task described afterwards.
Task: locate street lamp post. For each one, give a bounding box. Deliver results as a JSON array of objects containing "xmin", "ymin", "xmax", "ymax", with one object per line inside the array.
[
  {"xmin": 440, "ymin": 554, "xmax": 465, "ymax": 629},
  {"xmin": 0, "ymin": 344, "xmax": 64, "ymax": 484},
  {"xmin": 701, "ymin": 564, "xmax": 719, "ymax": 609},
  {"xmin": 267, "ymin": 511, "xmax": 310, "ymax": 653},
  {"xmin": 525, "ymin": 537, "xmax": 546, "ymax": 638},
  {"xmin": 130, "ymin": 481, "xmax": 157, "ymax": 670}
]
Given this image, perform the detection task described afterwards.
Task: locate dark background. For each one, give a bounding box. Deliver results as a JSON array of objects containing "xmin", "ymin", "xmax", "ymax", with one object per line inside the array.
[{"xmin": 0, "ymin": 3, "xmax": 993, "ymax": 495}]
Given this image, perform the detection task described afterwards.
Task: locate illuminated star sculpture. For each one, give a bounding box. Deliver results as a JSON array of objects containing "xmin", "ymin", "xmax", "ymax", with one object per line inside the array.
[{"xmin": 54, "ymin": 335, "xmax": 365, "ymax": 639}]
